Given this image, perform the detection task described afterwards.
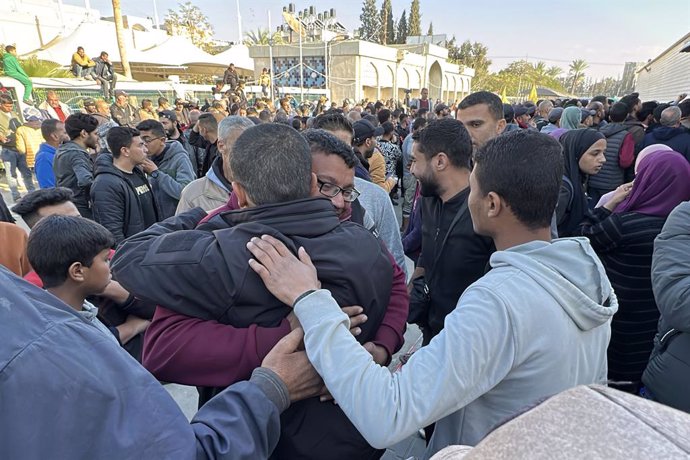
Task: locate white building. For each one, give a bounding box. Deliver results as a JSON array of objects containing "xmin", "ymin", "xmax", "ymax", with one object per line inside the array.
[{"xmin": 635, "ymin": 32, "xmax": 690, "ymax": 101}]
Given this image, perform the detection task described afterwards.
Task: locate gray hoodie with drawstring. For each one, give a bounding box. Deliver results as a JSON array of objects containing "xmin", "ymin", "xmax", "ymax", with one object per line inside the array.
[{"xmin": 294, "ymin": 237, "xmax": 617, "ymax": 458}]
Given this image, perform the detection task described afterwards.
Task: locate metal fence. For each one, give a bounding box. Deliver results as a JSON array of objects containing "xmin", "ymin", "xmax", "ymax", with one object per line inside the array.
[{"xmin": 32, "ymin": 88, "xmax": 177, "ymax": 112}]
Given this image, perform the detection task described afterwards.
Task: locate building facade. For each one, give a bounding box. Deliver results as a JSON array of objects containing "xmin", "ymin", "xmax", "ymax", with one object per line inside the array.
[
  {"xmin": 635, "ymin": 32, "xmax": 690, "ymax": 101},
  {"xmin": 249, "ymin": 40, "xmax": 474, "ymax": 104}
]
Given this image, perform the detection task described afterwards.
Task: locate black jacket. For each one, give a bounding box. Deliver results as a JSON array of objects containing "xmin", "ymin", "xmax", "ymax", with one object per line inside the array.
[
  {"xmin": 111, "ymin": 197, "xmax": 393, "ymax": 460},
  {"xmin": 53, "ymin": 140, "xmax": 94, "ymax": 217},
  {"xmin": 411, "ymin": 188, "xmax": 495, "ymax": 338},
  {"xmin": 188, "ymin": 129, "xmax": 219, "ymax": 176},
  {"xmin": 90, "ymin": 153, "xmax": 160, "ymax": 244}
]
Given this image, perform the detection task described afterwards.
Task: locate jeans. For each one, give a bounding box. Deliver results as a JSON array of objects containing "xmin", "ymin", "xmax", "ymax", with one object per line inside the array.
[
  {"xmin": 94, "ymin": 74, "xmax": 117, "ymax": 100},
  {"xmin": 1, "ymin": 148, "xmax": 35, "ymax": 199},
  {"xmin": 71, "ymin": 63, "xmax": 92, "ymax": 78}
]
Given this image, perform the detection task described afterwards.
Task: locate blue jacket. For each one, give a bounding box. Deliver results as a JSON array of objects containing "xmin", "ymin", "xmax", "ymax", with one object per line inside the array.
[
  {"xmin": 150, "ymin": 140, "xmax": 197, "ymax": 218},
  {"xmin": 34, "ymin": 143, "xmax": 56, "ymax": 188},
  {"xmin": 642, "ymin": 126, "xmax": 690, "ymax": 162},
  {"xmin": 0, "ymin": 266, "xmax": 285, "ymax": 459}
]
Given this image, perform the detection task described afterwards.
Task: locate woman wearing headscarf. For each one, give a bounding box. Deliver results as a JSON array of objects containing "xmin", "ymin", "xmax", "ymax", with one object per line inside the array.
[
  {"xmin": 549, "ymin": 106, "xmax": 582, "ymax": 140},
  {"xmin": 595, "ymin": 144, "xmax": 674, "ymax": 208},
  {"xmin": 577, "ymin": 149, "xmax": 690, "ymax": 393},
  {"xmin": 555, "ymin": 128, "xmax": 607, "ymax": 237}
]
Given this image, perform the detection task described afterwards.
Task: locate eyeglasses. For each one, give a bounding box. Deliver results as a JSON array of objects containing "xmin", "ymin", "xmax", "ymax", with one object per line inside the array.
[
  {"xmin": 317, "ymin": 179, "xmax": 360, "ymax": 203},
  {"xmin": 142, "ymin": 136, "xmax": 165, "ymax": 144}
]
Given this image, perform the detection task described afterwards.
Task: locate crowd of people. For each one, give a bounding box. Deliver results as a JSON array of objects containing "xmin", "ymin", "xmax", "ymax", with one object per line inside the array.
[{"xmin": 1, "ymin": 74, "xmax": 690, "ymax": 459}]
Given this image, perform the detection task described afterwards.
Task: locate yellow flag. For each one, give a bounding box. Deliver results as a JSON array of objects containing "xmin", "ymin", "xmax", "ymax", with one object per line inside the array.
[
  {"xmin": 500, "ymin": 86, "xmax": 508, "ymax": 103},
  {"xmin": 528, "ymin": 83, "xmax": 538, "ymax": 103}
]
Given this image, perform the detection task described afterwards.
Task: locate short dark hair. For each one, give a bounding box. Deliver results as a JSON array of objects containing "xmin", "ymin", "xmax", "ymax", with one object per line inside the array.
[
  {"xmin": 40, "ymin": 118, "xmax": 62, "ymax": 141},
  {"xmin": 302, "ymin": 129, "xmax": 357, "ymax": 168},
  {"xmin": 382, "ymin": 121, "xmax": 395, "ymax": 135},
  {"xmin": 27, "ymin": 215, "xmax": 114, "ymax": 289},
  {"xmin": 412, "ymin": 117, "xmax": 427, "ymax": 131},
  {"xmin": 619, "ymin": 92, "xmax": 640, "ymax": 113},
  {"xmin": 377, "ymin": 109, "xmax": 391, "ymax": 125},
  {"xmin": 259, "ymin": 109, "xmax": 272, "ymax": 122},
  {"xmin": 136, "ymin": 119, "xmax": 166, "ymax": 138},
  {"xmin": 141, "ymin": 98, "xmax": 152, "ymax": 107},
  {"xmin": 231, "ymin": 123, "xmax": 313, "ymax": 205},
  {"xmin": 197, "ymin": 112, "xmax": 218, "ymax": 133},
  {"xmin": 459, "ymin": 91, "xmax": 504, "ymax": 122},
  {"xmin": 11, "ymin": 187, "xmax": 74, "ymax": 229},
  {"xmin": 653, "ymin": 103, "xmax": 670, "ymax": 123},
  {"xmin": 77, "ymin": 46, "xmax": 84, "ymax": 52},
  {"xmin": 399, "ymin": 112, "xmax": 409, "ymax": 123},
  {"xmin": 678, "ymin": 100, "xmax": 690, "ymax": 118},
  {"xmin": 64, "ymin": 113, "xmax": 98, "ymax": 140},
  {"xmin": 363, "ymin": 114, "xmax": 378, "ymax": 126},
  {"xmin": 158, "ymin": 96, "xmax": 168, "ymax": 105},
  {"xmin": 474, "ymin": 130, "xmax": 564, "ymax": 229},
  {"xmin": 5, "ymin": 45, "xmax": 16, "ymax": 53},
  {"xmin": 291, "ymin": 118, "xmax": 302, "ymax": 130},
  {"xmin": 609, "ymin": 102, "xmax": 629, "ymax": 123},
  {"xmin": 591, "ymin": 95, "xmax": 607, "ymax": 105},
  {"xmin": 412, "ymin": 118, "xmax": 472, "ymax": 169},
  {"xmin": 313, "ymin": 112, "xmax": 354, "ymax": 137},
  {"xmin": 637, "ymin": 101, "xmax": 658, "ymax": 122},
  {"xmin": 106, "ymin": 126, "xmax": 139, "ymax": 158},
  {"xmin": 0, "ymin": 93, "xmax": 13, "ymax": 105}
]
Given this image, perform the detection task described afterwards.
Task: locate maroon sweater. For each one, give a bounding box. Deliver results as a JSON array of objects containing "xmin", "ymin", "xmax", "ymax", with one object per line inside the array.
[{"xmin": 142, "ymin": 194, "xmax": 409, "ymax": 387}]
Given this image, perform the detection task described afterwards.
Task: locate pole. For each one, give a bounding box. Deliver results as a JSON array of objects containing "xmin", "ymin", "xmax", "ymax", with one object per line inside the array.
[
  {"xmin": 299, "ymin": 25, "xmax": 304, "ymax": 102},
  {"xmin": 324, "ymin": 34, "xmax": 328, "ymax": 97},
  {"xmin": 152, "ymin": 0, "xmax": 160, "ymax": 29},
  {"xmin": 268, "ymin": 10, "xmax": 274, "ymax": 102},
  {"xmin": 236, "ymin": 0, "xmax": 243, "ymax": 44}
]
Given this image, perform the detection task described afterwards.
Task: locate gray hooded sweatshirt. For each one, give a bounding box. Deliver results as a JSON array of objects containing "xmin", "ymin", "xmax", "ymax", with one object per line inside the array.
[{"xmin": 295, "ymin": 237, "xmax": 617, "ymax": 458}]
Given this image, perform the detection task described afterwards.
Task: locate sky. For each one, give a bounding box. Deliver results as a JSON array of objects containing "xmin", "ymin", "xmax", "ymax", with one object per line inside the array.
[{"xmin": 66, "ymin": 0, "xmax": 690, "ymax": 79}]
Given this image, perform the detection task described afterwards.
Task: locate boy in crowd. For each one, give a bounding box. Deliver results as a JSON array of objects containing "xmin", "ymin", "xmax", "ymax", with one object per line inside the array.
[{"xmin": 26, "ymin": 215, "xmax": 120, "ymax": 343}]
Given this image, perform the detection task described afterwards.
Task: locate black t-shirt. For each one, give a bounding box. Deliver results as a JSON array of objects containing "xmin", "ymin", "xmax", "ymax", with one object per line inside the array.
[{"xmin": 124, "ymin": 171, "xmax": 157, "ymax": 228}]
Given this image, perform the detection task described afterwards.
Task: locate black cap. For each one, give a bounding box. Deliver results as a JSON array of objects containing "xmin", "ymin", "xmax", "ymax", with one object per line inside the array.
[
  {"xmin": 353, "ymin": 119, "xmax": 384, "ymax": 143},
  {"xmin": 158, "ymin": 110, "xmax": 177, "ymax": 122},
  {"xmin": 83, "ymin": 98, "xmax": 96, "ymax": 107},
  {"xmin": 548, "ymin": 107, "xmax": 564, "ymax": 124},
  {"xmin": 513, "ymin": 105, "xmax": 529, "ymax": 117}
]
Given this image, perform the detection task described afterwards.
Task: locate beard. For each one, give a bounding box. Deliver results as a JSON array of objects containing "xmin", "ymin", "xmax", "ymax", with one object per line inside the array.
[
  {"xmin": 417, "ymin": 171, "xmax": 441, "ymax": 197},
  {"xmin": 165, "ymin": 126, "xmax": 176, "ymax": 138}
]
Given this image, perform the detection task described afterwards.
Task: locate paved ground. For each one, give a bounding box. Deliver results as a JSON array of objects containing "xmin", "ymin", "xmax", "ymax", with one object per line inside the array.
[{"xmin": 4, "ymin": 177, "xmax": 428, "ymax": 459}]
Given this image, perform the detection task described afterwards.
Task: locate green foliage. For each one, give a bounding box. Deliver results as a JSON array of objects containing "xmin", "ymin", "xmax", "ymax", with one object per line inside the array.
[
  {"xmin": 0, "ymin": 48, "xmax": 72, "ymax": 78},
  {"xmin": 567, "ymin": 59, "xmax": 588, "ymax": 94},
  {"xmin": 408, "ymin": 0, "xmax": 421, "ymax": 36},
  {"xmin": 396, "ymin": 10, "xmax": 408, "ymax": 44},
  {"xmin": 380, "ymin": 0, "xmax": 394, "ymax": 45},
  {"xmin": 359, "ymin": 0, "xmax": 380, "ymax": 43},
  {"xmin": 164, "ymin": 1, "xmax": 215, "ymax": 53},
  {"xmin": 446, "ymin": 38, "xmax": 491, "ymax": 88},
  {"xmin": 244, "ymin": 28, "xmax": 284, "ymax": 46},
  {"xmin": 427, "ymin": 22, "xmax": 433, "ymax": 36}
]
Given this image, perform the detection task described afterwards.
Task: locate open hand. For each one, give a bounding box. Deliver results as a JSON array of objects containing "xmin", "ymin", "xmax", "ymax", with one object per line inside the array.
[{"xmin": 262, "ymin": 328, "xmax": 324, "ymax": 402}]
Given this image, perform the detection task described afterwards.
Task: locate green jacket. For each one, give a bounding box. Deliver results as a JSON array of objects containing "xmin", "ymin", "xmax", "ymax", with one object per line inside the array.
[{"xmin": 2, "ymin": 54, "xmax": 29, "ymax": 78}]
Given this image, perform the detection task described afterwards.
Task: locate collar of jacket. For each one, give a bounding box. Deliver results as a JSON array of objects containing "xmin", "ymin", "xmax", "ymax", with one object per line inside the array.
[{"xmin": 210, "ymin": 197, "xmax": 340, "ymax": 237}]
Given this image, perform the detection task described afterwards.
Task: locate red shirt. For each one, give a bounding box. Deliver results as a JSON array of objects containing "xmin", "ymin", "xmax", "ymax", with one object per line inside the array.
[
  {"xmin": 52, "ymin": 105, "xmax": 67, "ymax": 122},
  {"xmin": 141, "ymin": 195, "xmax": 409, "ymax": 386}
]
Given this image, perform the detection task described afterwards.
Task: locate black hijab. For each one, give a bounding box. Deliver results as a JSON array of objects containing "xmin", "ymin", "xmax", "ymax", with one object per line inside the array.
[{"xmin": 558, "ymin": 128, "xmax": 605, "ymax": 236}]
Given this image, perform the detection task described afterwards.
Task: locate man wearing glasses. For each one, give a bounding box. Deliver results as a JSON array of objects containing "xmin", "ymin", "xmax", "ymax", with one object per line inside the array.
[
  {"xmin": 112, "ymin": 124, "xmax": 407, "ymax": 460},
  {"xmin": 136, "ymin": 119, "xmax": 196, "ymax": 218}
]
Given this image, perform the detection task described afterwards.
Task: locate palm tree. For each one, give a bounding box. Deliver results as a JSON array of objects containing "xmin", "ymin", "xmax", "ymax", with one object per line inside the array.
[
  {"xmin": 546, "ymin": 65, "xmax": 562, "ymax": 79},
  {"xmin": 568, "ymin": 59, "xmax": 588, "ymax": 94},
  {"xmin": 112, "ymin": 0, "xmax": 131, "ymax": 79},
  {"xmin": 244, "ymin": 28, "xmax": 284, "ymax": 46}
]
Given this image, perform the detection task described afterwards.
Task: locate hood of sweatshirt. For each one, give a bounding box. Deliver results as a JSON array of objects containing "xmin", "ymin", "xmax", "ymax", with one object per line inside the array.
[
  {"xmin": 489, "ymin": 238, "xmax": 617, "ymax": 331},
  {"xmin": 650, "ymin": 126, "xmax": 689, "ymax": 142}
]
